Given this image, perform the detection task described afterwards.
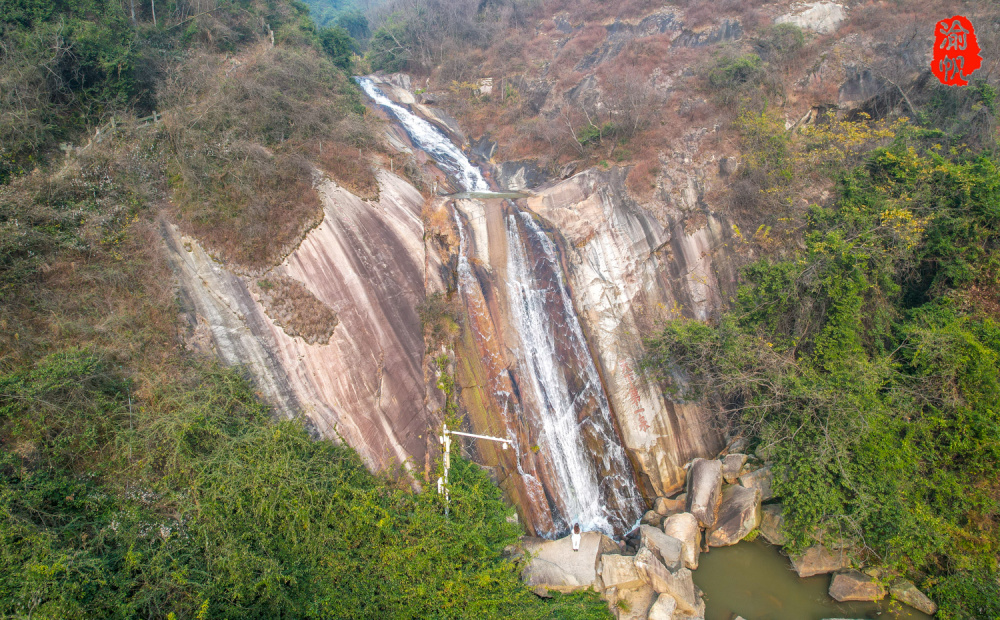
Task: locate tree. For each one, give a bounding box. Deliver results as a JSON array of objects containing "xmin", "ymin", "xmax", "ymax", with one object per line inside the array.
[{"xmin": 319, "ymin": 25, "xmax": 355, "ymax": 70}]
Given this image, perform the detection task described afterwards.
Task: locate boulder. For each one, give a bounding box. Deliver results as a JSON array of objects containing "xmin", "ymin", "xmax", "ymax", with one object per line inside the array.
[
  {"xmin": 686, "ymin": 458, "xmax": 723, "ymax": 529},
  {"xmin": 829, "ymin": 570, "xmax": 886, "ymax": 602},
  {"xmin": 721, "ymin": 453, "xmax": 747, "ymax": 483},
  {"xmin": 663, "ymin": 513, "xmax": 701, "ymax": 570},
  {"xmin": 522, "ymin": 532, "xmax": 619, "ymax": 592},
  {"xmin": 890, "ymin": 579, "xmax": 938, "ymax": 615},
  {"xmin": 654, "ymin": 496, "xmax": 686, "ymax": 516},
  {"xmin": 599, "ymin": 554, "xmax": 646, "ymax": 590},
  {"xmin": 707, "ymin": 485, "xmax": 761, "ymax": 547},
  {"xmin": 605, "ymin": 584, "xmax": 657, "ymax": 620},
  {"xmin": 759, "ymin": 503, "xmax": 786, "ymax": 546},
  {"xmin": 647, "ymin": 594, "xmax": 677, "ymax": 620},
  {"xmin": 738, "ymin": 465, "xmax": 775, "ymax": 501},
  {"xmin": 642, "ymin": 510, "xmax": 663, "ymax": 527},
  {"xmin": 790, "ymin": 544, "xmax": 851, "ymax": 578},
  {"xmin": 633, "ymin": 548, "xmax": 702, "ymax": 616},
  {"xmin": 640, "ymin": 525, "xmax": 684, "ymax": 572}
]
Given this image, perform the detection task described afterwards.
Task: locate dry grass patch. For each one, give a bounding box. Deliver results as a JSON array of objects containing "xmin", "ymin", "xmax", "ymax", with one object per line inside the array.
[
  {"xmin": 250, "ymin": 274, "xmax": 338, "ymax": 344},
  {"xmin": 162, "ymin": 45, "xmax": 380, "ymax": 272}
]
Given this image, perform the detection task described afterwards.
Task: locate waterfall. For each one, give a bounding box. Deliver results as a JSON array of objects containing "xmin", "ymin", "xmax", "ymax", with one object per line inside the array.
[
  {"xmin": 506, "ymin": 211, "xmax": 644, "ymax": 534},
  {"xmin": 359, "ymin": 78, "xmax": 643, "ymax": 537},
  {"xmin": 356, "ymin": 77, "xmax": 489, "ymax": 193}
]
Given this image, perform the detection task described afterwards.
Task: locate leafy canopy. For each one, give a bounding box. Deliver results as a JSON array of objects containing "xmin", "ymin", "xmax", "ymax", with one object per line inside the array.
[{"xmin": 645, "ymin": 138, "xmax": 1000, "ymax": 619}]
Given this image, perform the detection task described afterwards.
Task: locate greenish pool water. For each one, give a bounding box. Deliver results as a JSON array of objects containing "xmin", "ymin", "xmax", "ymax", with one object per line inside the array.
[{"xmin": 691, "ymin": 539, "xmax": 934, "ymax": 620}]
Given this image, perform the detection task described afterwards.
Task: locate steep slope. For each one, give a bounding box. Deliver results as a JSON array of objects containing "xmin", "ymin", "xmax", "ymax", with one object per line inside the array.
[{"xmin": 166, "ymin": 169, "xmax": 439, "ymax": 472}]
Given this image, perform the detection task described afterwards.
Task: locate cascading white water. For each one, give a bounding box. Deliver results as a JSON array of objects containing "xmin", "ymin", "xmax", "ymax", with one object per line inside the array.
[
  {"xmin": 359, "ymin": 77, "xmax": 643, "ymax": 536},
  {"xmin": 356, "ymin": 77, "xmax": 489, "ymax": 193},
  {"xmin": 506, "ymin": 211, "xmax": 644, "ymax": 534}
]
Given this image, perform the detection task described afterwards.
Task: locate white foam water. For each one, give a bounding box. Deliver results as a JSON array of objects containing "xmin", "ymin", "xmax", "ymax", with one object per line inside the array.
[
  {"xmin": 505, "ymin": 212, "xmax": 644, "ymax": 535},
  {"xmin": 356, "ymin": 77, "xmax": 490, "ymax": 192},
  {"xmin": 363, "ymin": 76, "xmax": 642, "ymax": 536}
]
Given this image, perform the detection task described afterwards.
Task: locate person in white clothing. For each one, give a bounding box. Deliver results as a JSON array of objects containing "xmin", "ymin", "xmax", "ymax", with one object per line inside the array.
[{"xmin": 571, "ymin": 523, "xmax": 582, "ymax": 551}]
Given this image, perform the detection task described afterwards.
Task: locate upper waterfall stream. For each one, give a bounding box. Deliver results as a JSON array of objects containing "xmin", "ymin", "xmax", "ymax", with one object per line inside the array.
[
  {"xmin": 359, "ymin": 77, "xmax": 644, "ymax": 537},
  {"xmin": 356, "ymin": 77, "xmax": 490, "ymax": 193}
]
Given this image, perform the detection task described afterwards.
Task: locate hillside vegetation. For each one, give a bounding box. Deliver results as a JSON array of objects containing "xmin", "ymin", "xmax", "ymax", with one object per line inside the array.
[
  {"xmin": 346, "ymin": 0, "xmax": 1000, "ymax": 616},
  {"xmin": 0, "ymin": 1, "xmax": 611, "ymax": 618}
]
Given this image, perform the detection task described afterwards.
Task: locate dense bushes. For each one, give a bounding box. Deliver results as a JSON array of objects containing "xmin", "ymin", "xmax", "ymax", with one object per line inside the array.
[
  {"xmin": 0, "ymin": 0, "xmax": 144, "ymax": 174},
  {"xmin": 0, "ymin": 0, "xmax": 331, "ymax": 178},
  {"xmin": 0, "ymin": 351, "xmax": 611, "ymax": 619},
  {"xmin": 645, "ymin": 139, "xmax": 1000, "ymax": 618}
]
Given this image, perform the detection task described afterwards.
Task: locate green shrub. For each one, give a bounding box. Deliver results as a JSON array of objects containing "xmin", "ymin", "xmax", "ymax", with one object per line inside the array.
[
  {"xmin": 319, "ymin": 25, "xmax": 356, "ymax": 70},
  {"xmin": 645, "ymin": 140, "xmax": 1000, "ymax": 618},
  {"xmin": 0, "ymin": 350, "xmax": 612, "ymax": 619},
  {"xmin": 752, "ymin": 24, "xmax": 805, "ymax": 62}
]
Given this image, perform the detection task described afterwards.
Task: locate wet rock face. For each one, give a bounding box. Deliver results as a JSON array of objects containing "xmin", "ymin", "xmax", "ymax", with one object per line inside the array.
[
  {"xmin": 449, "ymin": 197, "xmax": 645, "ymax": 537},
  {"xmin": 496, "ymin": 160, "xmax": 548, "ymax": 191},
  {"xmin": 654, "ymin": 496, "xmax": 685, "ymax": 516},
  {"xmin": 525, "ymin": 168, "xmax": 729, "ymax": 500}
]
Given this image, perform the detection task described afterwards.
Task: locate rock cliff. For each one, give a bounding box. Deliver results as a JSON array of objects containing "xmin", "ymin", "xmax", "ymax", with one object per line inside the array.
[{"xmin": 166, "ymin": 170, "xmax": 441, "ymax": 474}]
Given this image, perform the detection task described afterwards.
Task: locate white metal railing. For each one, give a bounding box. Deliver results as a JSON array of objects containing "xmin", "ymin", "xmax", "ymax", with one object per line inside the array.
[{"xmin": 438, "ymin": 423, "xmax": 509, "ymax": 516}]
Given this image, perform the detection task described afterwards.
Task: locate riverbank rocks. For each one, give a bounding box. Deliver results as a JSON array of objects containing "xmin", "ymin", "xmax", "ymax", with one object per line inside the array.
[
  {"xmin": 633, "ymin": 548, "xmax": 703, "ymax": 616},
  {"xmin": 721, "ymin": 453, "xmax": 747, "ymax": 483},
  {"xmin": 829, "ymin": 570, "xmax": 886, "ymax": 602},
  {"xmin": 790, "ymin": 544, "xmax": 851, "ymax": 577},
  {"xmin": 686, "ymin": 458, "xmax": 723, "ymax": 529},
  {"xmin": 654, "ymin": 496, "xmax": 686, "ymax": 516},
  {"xmin": 647, "ymin": 594, "xmax": 677, "ymax": 620},
  {"xmin": 640, "ymin": 525, "xmax": 684, "ymax": 571},
  {"xmin": 522, "ymin": 532, "xmax": 618, "ymax": 592},
  {"xmin": 890, "ymin": 579, "xmax": 938, "ymax": 615},
  {"xmin": 663, "ymin": 513, "xmax": 701, "ymax": 570},
  {"xmin": 738, "ymin": 465, "xmax": 775, "ymax": 501},
  {"xmin": 604, "ymin": 584, "xmax": 657, "ymax": 620},
  {"xmin": 599, "ymin": 554, "xmax": 645, "ymax": 590},
  {"xmin": 642, "ymin": 510, "xmax": 664, "ymax": 527},
  {"xmin": 707, "ymin": 485, "xmax": 761, "ymax": 547},
  {"xmin": 759, "ymin": 504, "xmax": 786, "ymax": 546}
]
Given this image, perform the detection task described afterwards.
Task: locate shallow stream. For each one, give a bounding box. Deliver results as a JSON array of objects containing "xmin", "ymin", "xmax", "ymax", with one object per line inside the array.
[{"xmin": 691, "ymin": 540, "xmax": 934, "ymax": 620}]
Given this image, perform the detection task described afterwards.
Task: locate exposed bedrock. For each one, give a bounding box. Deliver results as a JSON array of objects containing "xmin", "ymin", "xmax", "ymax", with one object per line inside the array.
[
  {"xmin": 445, "ymin": 195, "xmax": 645, "ymax": 538},
  {"xmin": 524, "ymin": 167, "xmax": 730, "ymax": 499},
  {"xmin": 165, "ymin": 169, "xmax": 441, "ymax": 474}
]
